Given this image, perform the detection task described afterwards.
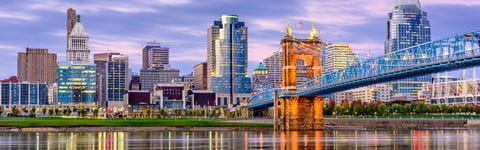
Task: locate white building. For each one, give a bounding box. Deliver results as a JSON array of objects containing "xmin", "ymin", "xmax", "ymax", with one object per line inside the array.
[{"xmin": 67, "ymin": 15, "xmax": 90, "ymax": 62}]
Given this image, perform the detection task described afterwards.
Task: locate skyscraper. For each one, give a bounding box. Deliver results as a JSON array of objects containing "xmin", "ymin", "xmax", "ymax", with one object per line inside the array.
[
  {"xmin": 323, "ymin": 43, "xmax": 356, "ymax": 73},
  {"xmin": 385, "ymin": 0, "xmax": 432, "ymax": 97},
  {"xmin": 193, "ymin": 62, "xmax": 208, "ymax": 90},
  {"xmin": 207, "ymin": 15, "xmax": 251, "ymax": 107},
  {"xmin": 142, "ymin": 42, "xmax": 169, "ymax": 70},
  {"xmin": 385, "ymin": 0, "xmax": 431, "ymax": 53},
  {"xmin": 67, "ymin": 15, "xmax": 90, "ymax": 62},
  {"xmin": 106, "ymin": 55, "xmax": 129, "ymax": 109},
  {"xmin": 94, "ymin": 52, "xmax": 120, "ymax": 107},
  {"xmin": 17, "ymin": 48, "xmax": 57, "ymax": 84},
  {"xmin": 263, "ymin": 51, "xmax": 283, "ymax": 88}
]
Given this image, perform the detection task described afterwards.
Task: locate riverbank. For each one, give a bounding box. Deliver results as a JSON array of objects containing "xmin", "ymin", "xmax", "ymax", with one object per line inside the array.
[{"xmin": 0, "ymin": 117, "xmax": 271, "ymax": 128}]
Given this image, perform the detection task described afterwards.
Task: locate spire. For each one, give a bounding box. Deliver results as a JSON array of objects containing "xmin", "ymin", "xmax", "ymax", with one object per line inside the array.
[
  {"xmin": 394, "ymin": 0, "xmax": 422, "ymax": 8},
  {"xmin": 76, "ymin": 15, "xmax": 81, "ymax": 22}
]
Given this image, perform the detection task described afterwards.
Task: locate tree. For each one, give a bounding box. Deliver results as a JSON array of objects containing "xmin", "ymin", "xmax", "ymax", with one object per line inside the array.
[
  {"xmin": 0, "ymin": 107, "xmax": 3, "ymax": 117},
  {"xmin": 324, "ymin": 99, "xmax": 336, "ymax": 116},
  {"xmin": 146, "ymin": 108, "xmax": 152, "ymax": 118},
  {"xmin": 92, "ymin": 108, "xmax": 99, "ymax": 118},
  {"xmin": 48, "ymin": 109, "xmax": 55, "ymax": 116},
  {"xmin": 391, "ymin": 104, "xmax": 400, "ymax": 114},
  {"xmin": 405, "ymin": 104, "xmax": 412, "ymax": 114},
  {"xmin": 376, "ymin": 103, "xmax": 388, "ymax": 116},
  {"xmin": 78, "ymin": 108, "xmax": 87, "ymax": 118},
  {"xmin": 416, "ymin": 102, "xmax": 426, "ymax": 114},
  {"xmin": 54, "ymin": 108, "xmax": 60, "ymax": 116},
  {"xmin": 42, "ymin": 108, "xmax": 47, "ymax": 115},
  {"xmin": 63, "ymin": 108, "xmax": 72, "ymax": 116},
  {"xmin": 12, "ymin": 107, "xmax": 20, "ymax": 117},
  {"xmin": 21, "ymin": 107, "xmax": 28, "ymax": 115},
  {"xmin": 29, "ymin": 107, "xmax": 36, "ymax": 117}
]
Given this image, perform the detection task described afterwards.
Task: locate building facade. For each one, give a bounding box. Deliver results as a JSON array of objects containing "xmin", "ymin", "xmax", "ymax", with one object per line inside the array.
[
  {"xmin": 154, "ymin": 83, "xmax": 186, "ymax": 109},
  {"xmin": 66, "ymin": 8, "xmax": 77, "ymax": 37},
  {"xmin": 106, "ymin": 55, "xmax": 129, "ymax": 109},
  {"xmin": 193, "ymin": 62, "xmax": 208, "ymax": 90},
  {"xmin": 17, "ymin": 48, "xmax": 57, "ymax": 84},
  {"xmin": 67, "ymin": 14, "xmax": 90, "ymax": 62},
  {"xmin": 425, "ymin": 75, "xmax": 480, "ymax": 105},
  {"xmin": 385, "ymin": 0, "xmax": 432, "ymax": 98},
  {"xmin": 323, "ymin": 43, "xmax": 356, "ymax": 73},
  {"xmin": 207, "ymin": 15, "xmax": 252, "ymax": 107},
  {"xmin": 57, "ymin": 62, "xmax": 96, "ymax": 104},
  {"xmin": 0, "ymin": 82, "xmax": 48, "ymax": 106},
  {"xmin": 94, "ymin": 52, "xmax": 120, "ymax": 107},
  {"xmin": 142, "ymin": 42, "xmax": 169, "ymax": 70},
  {"xmin": 129, "ymin": 74, "xmax": 141, "ymax": 90},
  {"xmin": 263, "ymin": 51, "xmax": 283, "ymax": 88},
  {"xmin": 139, "ymin": 68, "xmax": 179, "ymax": 92}
]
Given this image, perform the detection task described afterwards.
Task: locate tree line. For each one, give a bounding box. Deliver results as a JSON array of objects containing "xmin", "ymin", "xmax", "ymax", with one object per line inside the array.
[{"xmin": 323, "ymin": 100, "xmax": 480, "ymax": 116}]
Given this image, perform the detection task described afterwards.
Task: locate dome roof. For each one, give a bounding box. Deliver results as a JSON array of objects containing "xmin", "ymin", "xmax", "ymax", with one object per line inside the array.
[{"xmin": 255, "ymin": 63, "xmax": 266, "ymax": 70}]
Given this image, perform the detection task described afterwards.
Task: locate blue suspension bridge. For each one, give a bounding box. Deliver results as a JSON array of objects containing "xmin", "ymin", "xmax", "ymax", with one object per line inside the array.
[{"xmin": 247, "ymin": 31, "xmax": 480, "ymax": 109}]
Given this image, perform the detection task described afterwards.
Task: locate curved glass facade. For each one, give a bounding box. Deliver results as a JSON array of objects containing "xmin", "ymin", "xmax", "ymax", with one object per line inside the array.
[{"xmin": 208, "ymin": 15, "xmax": 252, "ymax": 94}]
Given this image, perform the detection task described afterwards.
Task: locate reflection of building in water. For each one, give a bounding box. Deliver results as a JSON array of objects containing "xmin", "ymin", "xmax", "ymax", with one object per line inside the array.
[{"xmin": 422, "ymin": 75, "xmax": 480, "ymax": 105}]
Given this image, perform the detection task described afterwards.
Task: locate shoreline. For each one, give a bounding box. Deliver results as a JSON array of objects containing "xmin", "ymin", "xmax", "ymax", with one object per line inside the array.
[{"xmin": 0, "ymin": 126, "xmax": 273, "ymax": 132}]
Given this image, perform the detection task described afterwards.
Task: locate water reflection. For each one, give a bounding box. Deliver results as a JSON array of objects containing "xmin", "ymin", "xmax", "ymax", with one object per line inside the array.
[{"xmin": 0, "ymin": 129, "xmax": 479, "ymax": 149}]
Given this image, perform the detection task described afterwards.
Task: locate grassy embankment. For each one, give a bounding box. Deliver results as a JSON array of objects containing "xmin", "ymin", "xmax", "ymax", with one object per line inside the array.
[{"xmin": 0, "ymin": 117, "xmax": 271, "ymax": 128}]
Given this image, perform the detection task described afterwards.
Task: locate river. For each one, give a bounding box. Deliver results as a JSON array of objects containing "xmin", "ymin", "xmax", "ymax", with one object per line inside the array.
[{"xmin": 0, "ymin": 129, "xmax": 479, "ymax": 149}]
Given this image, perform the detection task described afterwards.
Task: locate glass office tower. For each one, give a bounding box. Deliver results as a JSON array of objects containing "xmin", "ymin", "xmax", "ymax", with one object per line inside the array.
[
  {"xmin": 57, "ymin": 61, "xmax": 96, "ymax": 104},
  {"xmin": 385, "ymin": 0, "xmax": 432, "ymax": 98},
  {"xmin": 207, "ymin": 15, "xmax": 251, "ymax": 106}
]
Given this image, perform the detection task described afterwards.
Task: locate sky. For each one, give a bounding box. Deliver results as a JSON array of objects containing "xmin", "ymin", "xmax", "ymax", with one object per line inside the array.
[{"xmin": 1, "ymin": 0, "xmax": 480, "ymax": 79}]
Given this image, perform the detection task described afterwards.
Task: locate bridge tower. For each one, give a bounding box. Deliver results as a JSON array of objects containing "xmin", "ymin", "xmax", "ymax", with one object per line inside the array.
[{"xmin": 276, "ymin": 25, "xmax": 324, "ymax": 130}]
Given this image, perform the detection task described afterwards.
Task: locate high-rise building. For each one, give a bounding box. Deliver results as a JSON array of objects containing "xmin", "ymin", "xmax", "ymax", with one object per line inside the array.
[
  {"xmin": 57, "ymin": 62, "xmax": 96, "ymax": 104},
  {"xmin": 193, "ymin": 62, "xmax": 208, "ymax": 90},
  {"xmin": 263, "ymin": 51, "xmax": 283, "ymax": 88},
  {"xmin": 67, "ymin": 14, "xmax": 90, "ymax": 62},
  {"xmin": 106, "ymin": 55, "xmax": 129, "ymax": 109},
  {"xmin": 252, "ymin": 63, "xmax": 268, "ymax": 93},
  {"xmin": 207, "ymin": 15, "xmax": 252, "ymax": 107},
  {"xmin": 323, "ymin": 43, "xmax": 356, "ymax": 73},
  {"xmin": 94, "ymin": 52, "xmax": 120, "ymax": 107},
  {"xmin": 385, "ymin": 0, "xmax": 432, "ymax": 98},
  {"xmin": 139, "ymin": 68, "xmax": 180, "ymax": 92},
  {"xmin": 17, "ymin": 48, "xmax": 57, "ymax": 84},
  {"xmin": 385, "ymin": 0, "xmax": 431, "ymax": 53},
  {"xmin": 142, "ymin": 42, "xmax": 169, "ymax": 70}
]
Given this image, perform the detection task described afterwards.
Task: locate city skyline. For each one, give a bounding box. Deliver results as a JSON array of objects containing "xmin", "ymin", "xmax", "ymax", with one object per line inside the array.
[{"xmin": 0, "ymin": 0, "xmax": 479, "ymax": 78}]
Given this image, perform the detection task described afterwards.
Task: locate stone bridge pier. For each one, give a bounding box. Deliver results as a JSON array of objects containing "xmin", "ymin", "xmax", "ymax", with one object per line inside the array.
[{"xmin": 274, "ymin": 96, "xmax": 324, "ymax": 130}]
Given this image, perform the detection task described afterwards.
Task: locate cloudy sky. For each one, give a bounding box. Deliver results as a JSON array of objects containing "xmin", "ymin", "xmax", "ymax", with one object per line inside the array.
[{"xmin": 1, "ymin": 0, "xmax": 480, "ymax": 79}]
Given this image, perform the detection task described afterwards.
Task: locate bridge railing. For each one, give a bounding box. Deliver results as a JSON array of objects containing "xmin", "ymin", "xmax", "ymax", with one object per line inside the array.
[{"xmin": 297, "ymin": 31, "xmax": 480, "ymax": 94}]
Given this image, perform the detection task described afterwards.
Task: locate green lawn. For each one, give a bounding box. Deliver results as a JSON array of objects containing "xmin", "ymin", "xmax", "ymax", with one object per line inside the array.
[{"xmin": 0, "ymin": 117, "xmax": 272, "ymax": 128}]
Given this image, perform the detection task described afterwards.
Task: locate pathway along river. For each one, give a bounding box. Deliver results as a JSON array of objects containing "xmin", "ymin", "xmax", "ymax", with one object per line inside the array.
[{"xmin": 1, "ymin": 129, "xmax": 479, "ymax": 149}]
